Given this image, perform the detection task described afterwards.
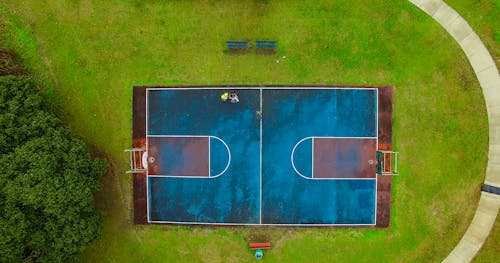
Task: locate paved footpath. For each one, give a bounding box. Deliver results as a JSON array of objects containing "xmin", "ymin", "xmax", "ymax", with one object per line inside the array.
[{"xmin": 409, "ymin": 1, "xmax": 500, "ymax": 262}]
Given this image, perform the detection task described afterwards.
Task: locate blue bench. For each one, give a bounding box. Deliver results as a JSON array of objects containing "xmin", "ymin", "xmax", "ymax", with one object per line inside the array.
[
  {"xmin": 256, "ymin": 40, "xmax": 277, "ymax": 49},
  {"xmin": 226, "ymin": 40, "xmax": 248, "ymax": 50}
]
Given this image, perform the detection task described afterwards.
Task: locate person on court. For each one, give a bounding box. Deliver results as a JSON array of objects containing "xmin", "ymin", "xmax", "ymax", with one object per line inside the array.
[
  {"xmin": 220, "ymin": 92, "xmax": 229, "ymax": 102},
  {"xmin": 229, "ymin": 91, "xmax": 239, "ymax": 103},
  {"xmin": 256, "ymin": 110, "xmax": 262, "ymax": 119},
  {"xmin": 220, "ymin": 91, "xmax": 239, "ymax": 103}
]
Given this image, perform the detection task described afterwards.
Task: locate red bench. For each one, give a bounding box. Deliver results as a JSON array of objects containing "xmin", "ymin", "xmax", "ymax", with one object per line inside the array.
[{"xmin": 249, "ymin": 242, "xmax": 271, "ymax": 250}]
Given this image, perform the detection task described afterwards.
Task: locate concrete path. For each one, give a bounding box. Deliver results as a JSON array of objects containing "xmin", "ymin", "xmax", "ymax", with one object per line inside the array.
[{"xmin": 408, "ymin": 0, "xmax": 500, "ymax": 262}]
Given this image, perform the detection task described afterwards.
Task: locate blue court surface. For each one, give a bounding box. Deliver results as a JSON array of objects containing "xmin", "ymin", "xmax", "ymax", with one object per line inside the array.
[{"xmin": 146, "ymin": 87, "xmax": 378, "ymax": 225}]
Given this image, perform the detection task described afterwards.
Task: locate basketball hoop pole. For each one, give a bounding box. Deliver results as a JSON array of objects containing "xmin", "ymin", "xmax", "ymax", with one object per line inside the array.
[
  {"xmin": 125, "ymin": 148, "xmax": 146, "ymax": 173},
  {"xmin": 376, "ymin": 150, "xmax": 399, "ymax": 176}
]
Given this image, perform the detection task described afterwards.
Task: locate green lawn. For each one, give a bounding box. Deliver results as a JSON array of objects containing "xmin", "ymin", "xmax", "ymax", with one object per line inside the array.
[
  {"xmin": 0, "ymin": 0, "xmax": 493, "ymax": 262},
  {"xmin": 446, "ymin": 0, "xmax": 499, "ymax": 68},
  {"xmin": 444, "ymin": 1, "xmax": 500, "ymax": 261}
]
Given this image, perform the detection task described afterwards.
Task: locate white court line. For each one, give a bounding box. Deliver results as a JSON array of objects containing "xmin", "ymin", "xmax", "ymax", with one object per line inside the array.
[
  {"xmin": 291, "ymin": 136, "xmax": 378, "ymax": 180},
  {"xmin": 375, "ymin": 88, "xmax": 379, "ymax": 149},
  {"xmin": 294, "ymin": 177, "xmax": 376, "ymax": 181},
  {"xmin": 146, "ymin": 87, "xmax": 378, "ymax": 91},
  {"xmin": 307, "ymin": 136, "xmax": 378, "ymax": 139},
  {"xmin": 311, "ymin": 137, "xmax": 315, "ymax": 178},
  {"xmin": 208, "ymin": 137, "xmax": 211, "ymax": 177},
  {"xmin": 147, "ymin": 135, "xmax": 231, "ymax": 179},
  {"xmin": 147, "ymin": 219, "xmax": 376, "ymax": 226},
  {"xmin": 148, "ymin": 134, "xmax": 214, "ymax": 138},
  {"xmin": 374, "ymin": 172, "xmax": 378, "ymax": 225},
  {"xmin": 146, "ymin": 89, "xmax": 150, "ymax": 223},
  {"xmin": 374, "ymin": 88, "xmax": 379, "ymax": 225},
  {"xmin": 149, "ymin": 175, "xmax": 217, "ymax": 179},
  {"xmin": 146, "ymin": 87, "xmax": 379, "ymax": 225},
  {"xmin": 259, "ymin": 88, "xmax": 263, "ymax": 224}
]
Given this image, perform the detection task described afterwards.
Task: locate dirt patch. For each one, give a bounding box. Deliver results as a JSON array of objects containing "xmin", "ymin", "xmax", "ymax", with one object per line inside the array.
[{"xmin": 0, "ymin": 48, "xmax": 29, "ymax": 76}]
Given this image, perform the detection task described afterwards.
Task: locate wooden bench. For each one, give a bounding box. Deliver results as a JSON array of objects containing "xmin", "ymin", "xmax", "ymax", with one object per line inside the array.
[
  {"xmin": 255, "ymin": 40, "xmax": 277, "ymax": 49},
  {"xmin": 226, "ymin": 40, "xmax": 248, "ymax": 50},
  {"xmin": 249, "ymin": 242, "xmax": 271, "ymax": 250}
]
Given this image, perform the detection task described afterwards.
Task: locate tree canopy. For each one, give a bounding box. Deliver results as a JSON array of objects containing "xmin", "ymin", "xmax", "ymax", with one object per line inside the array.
[{"xmin": 0, "ymin": 75, "xmax": 105, "ymax": 262}]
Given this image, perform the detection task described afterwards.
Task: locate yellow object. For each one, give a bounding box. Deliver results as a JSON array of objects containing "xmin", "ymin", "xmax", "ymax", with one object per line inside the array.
[{"xmin": 221, "ymin": 92, "xmax": 229, "ymax": 101}]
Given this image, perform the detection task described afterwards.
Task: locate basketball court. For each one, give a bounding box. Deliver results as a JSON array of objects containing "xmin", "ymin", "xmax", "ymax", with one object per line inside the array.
[{"xmin": 129, "ymin": 86, "xmax": 396, "ymax": 226}]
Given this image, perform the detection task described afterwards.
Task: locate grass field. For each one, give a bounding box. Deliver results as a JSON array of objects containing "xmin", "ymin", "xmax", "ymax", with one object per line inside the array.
[
  {"xmin": 0, "ymin": 0, "xmax": 495, "ymax": 262},
  {"xmin": 447, "ymin": 0, "xmax": 499, "ymax": 68}
]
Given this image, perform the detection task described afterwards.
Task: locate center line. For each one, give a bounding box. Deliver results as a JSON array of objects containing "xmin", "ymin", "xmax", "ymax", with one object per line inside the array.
[{"xmin": 259, "ymin": 88, "xmax": 263, "ymax": 224}]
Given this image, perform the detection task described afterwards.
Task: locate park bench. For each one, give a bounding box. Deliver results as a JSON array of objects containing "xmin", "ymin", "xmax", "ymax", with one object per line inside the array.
[
  {"xmin": 226, "ymin": 40, "xmax": 248, "ymax": 50},
  {"xmin": 255, "ymin": 40, "xmax": 277, "ymax": 50},
  {"xmin": 249, "ymin": 242, "xmax": 271, "ymax": 250}
]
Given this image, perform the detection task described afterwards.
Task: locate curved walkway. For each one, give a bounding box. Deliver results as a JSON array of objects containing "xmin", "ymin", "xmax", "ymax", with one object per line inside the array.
[{"xmin": 409, "ymin": 0, "xmax": 500, "ymax": 262}]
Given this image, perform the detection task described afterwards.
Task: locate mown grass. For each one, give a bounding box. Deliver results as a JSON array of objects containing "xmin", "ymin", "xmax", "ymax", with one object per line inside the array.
[
  {"xmin": 442, "ymin": 1, "xmax": 500, "ymax": 261},
  {"xmin": 446, "ymin": 0, "xmax": 499, "ymax": 67},
  {"xmin": 0, "ymin": 0, "xmax": 492, "ymax": 262}
]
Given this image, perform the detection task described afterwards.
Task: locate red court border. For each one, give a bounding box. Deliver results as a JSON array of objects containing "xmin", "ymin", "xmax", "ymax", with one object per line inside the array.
[{"xmin": 132, "ymin": 85, "xmax": 393, "ymax": 227}]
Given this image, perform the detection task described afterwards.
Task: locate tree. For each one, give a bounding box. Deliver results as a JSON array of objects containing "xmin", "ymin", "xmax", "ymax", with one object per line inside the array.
[
  {"xmin": 0, "ymin": 76, "xmax": 60, "ymax": 154},
  {"xmin": 0, "ymin": 75, "xmax": 106, "ymax": 262}
]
